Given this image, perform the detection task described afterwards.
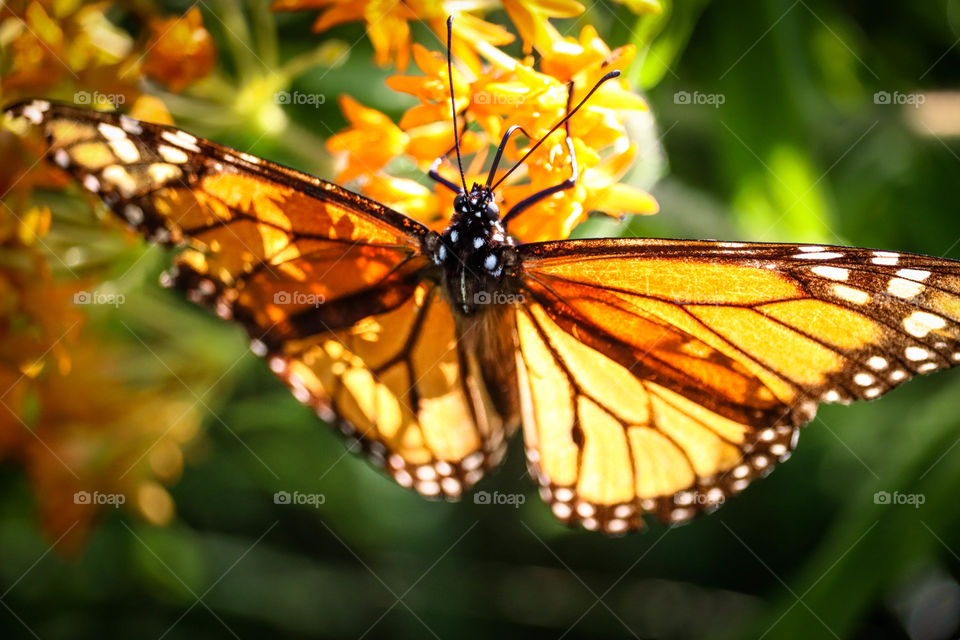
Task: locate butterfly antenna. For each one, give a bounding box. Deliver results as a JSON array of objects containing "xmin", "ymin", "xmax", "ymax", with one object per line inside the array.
[
  {"xmin": 492, "ymin": 70, "xmax": 621, "ymax": 190},
  {"xmin": 446, "ymin": 16, "xmax": 468, "ymax": 193}
]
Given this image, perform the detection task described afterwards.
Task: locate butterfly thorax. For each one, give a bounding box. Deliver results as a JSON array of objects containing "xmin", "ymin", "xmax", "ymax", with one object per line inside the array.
[{"xmin": 429, "ymin": 184, "xmax": 519, "ymax": 315}]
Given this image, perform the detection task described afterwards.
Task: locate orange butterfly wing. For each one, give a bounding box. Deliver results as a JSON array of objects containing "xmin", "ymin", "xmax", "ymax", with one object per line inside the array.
[
  {"xmin": 516, "ymin": 238, "xmax": 960, "ymax": 532},
  {"xmin": 7, "ymin": 100, "xmax": 515, "ymax": 496}
]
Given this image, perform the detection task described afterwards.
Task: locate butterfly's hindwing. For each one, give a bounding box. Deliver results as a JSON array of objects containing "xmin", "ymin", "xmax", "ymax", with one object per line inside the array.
[{"xmin": 266, "ymin": 283, "xmax": 516, "ymax": 496}]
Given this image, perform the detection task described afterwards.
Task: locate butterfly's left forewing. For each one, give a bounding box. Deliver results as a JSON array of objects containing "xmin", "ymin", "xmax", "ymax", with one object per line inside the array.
[
  {"xmin": 516, "ymin": 238, "xmax": 960, "ymax": 532},
  {"xmin": 6, "ymin": 100, "xmax": 513, "ymax": 496}
]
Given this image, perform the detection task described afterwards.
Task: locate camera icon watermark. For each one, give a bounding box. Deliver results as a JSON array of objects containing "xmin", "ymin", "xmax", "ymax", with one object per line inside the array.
[
  {"xmin": 273, "ymin": 490, "xmax": 326, "ymax": 507},
  {"xmin": 273, "ymin": 291, "xmax": 326, "ymax": 307},
  {"xmin": 74, "ymin": 90, "xmax": 126, "ymax": 106},
  {"xmin": 473, "ymin": 490, "xmax": 525, "ymax": 508},
  {"xmin": 674, "ymin": 90, "xmax": 725, "ymax": 108},
  {"xmin": 874, "ymin": 490, "xmax": 925, "ymax": 508},
  {"xmin": 473, "ymin": 291, "xmax": 524, "ymax": 305},
  {"xmin": 74, "ymin": 490, "xmax": 126, "ymax": 507},
  {"xmin": 274, "ymin": 91, "xmax": 326, "ymax": 107},
  {"xmin": 873, "ymin": 91, "xmax": 925, "ymax": 108},
  {"xmin": 73, "ymin": 291, "xmax": 125, "ymax": 308}
]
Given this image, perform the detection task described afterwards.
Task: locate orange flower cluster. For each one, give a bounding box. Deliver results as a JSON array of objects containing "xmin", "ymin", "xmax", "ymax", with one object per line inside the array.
[
  {"xmin": 0, "ymin": 1, "xmax": 218, "ymax": 549},
  {"xmin": 326, "ymin": 26, "xmax": 658, "ymax": 241},
  {"xmin": 271, "ymin": 0, "xmax": 661, "ymax": 72},
  {"xmin": 142, "ymin": 8, "xmax": 217, "ymax": 93},
  {"xmin": 0, "ymin": 1, "xmax": 216, "ymax": 107},
  {"xmin": 0, "ymin": 183, "xmax": 213, "ymax": 550}
]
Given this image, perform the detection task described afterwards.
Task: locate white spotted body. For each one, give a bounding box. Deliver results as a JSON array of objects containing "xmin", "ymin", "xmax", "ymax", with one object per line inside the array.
[{"xmin": 429, "ymin": 183, "xmax": 519, "ymax": 314}]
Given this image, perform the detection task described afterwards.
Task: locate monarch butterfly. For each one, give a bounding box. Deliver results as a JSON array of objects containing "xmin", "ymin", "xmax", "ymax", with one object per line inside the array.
[{"xmin": 6, "ymin": 23, "xmax": 960, "ymax": 535}]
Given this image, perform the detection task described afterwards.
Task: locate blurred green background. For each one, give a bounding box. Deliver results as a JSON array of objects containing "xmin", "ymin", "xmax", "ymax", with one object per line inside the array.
[{"xmin": 4, "ymin": 0, "xmax": 960, "ymax": 638}]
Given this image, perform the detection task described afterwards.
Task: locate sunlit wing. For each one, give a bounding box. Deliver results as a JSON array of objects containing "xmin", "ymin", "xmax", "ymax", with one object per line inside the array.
[
  {"xmin": 4, "ymin": 99, "xmax": 514, "ymax": 496},
  {"xmin": 268, "ymin": 283, "xmax": 518, "ymax": 497},
  {"xmin": 516, "ymin": 238, "xmax": 960, "ymax": 532}
]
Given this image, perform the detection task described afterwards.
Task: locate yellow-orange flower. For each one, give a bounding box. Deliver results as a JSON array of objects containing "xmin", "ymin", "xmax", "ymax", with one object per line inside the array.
[
  {"xmin": 0, "ymin": 181, "xmax": 208, "ymax": 550},
  {"xmin": 387, "ymin": 44, "xmax": 471, "ymax": 130},
  {"xmin": 142, "ymin": 8, "xmax": 217, "ymax": 93},
  {"xmin": 326, "ymin": 27, "xmax": 658, "ymax": 243},
  {"xmin": 0, "ymin": 1, "xmax": 213, "ymax": 550},
  {"xmin": 501, "ymin": 0, "xmax": 584, "ymax": 53},
  {"xmin": 326, "ymin": 95, "xmax": 410, "ymax": 181},
  {"xmin": 272, "ymin": 0, "xmax": 516, "ymax": 71},
  {"xmin": 0, "ymin": 1, "xmax": 139, "ymax": 105}
]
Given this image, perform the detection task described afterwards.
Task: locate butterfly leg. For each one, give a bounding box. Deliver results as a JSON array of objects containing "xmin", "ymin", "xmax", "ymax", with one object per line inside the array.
[{"xmin": 502, "ymin": 82, "xmax": 577, "ymax": 226}]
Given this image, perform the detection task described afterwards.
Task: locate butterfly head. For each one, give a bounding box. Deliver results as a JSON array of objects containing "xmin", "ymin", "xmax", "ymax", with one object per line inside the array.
[
  {"xmin": 453, "ymin": 183, "xmax": 499, "ymax": 221},
  {"xmin": 432, "ymin": 184, "xmax": 519, "ymax": 315}
]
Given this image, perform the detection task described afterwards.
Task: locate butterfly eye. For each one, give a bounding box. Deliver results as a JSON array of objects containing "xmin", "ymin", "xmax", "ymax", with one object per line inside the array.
[
  {"xmin": 483, "ymin": 201, "xmax": 499, "ymax": 220},
  {"xmin": 454, "ymin": 194, "xmax": 466, "ymax": 212}
]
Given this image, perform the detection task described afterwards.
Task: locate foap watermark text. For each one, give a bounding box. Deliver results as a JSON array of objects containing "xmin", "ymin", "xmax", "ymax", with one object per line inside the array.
[
  {"xmin": 674, "ymin": 90, "xmax": 725, "ymax": 108},
  {"xmin": 274, "ymin": 490, "xmax": 326, "ymax": 507},
  {"xmin": 474, "ymin": 490, "xmax": 525, "ymax": 508},
  {"xmin": 874, "ymin": 490, "xmax": 925, "ymax": 508}
]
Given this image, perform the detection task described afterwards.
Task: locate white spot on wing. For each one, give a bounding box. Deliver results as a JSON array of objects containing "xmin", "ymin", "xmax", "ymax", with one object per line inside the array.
[
  {"xmin": 120, "ymin": 115, "xmax": 142, "ymax": 135},
  {"xmin": 53, "ymin": 149, "xmax": 70, "ymax": 168},
  {"xmin": 97, "ymin": 123, "xmax": 126, "ymax": 140},
  {"xmin": 102, "ymin": 165, "xmax": 137, "ymax": 197},
  {"xmin": 833, "ymin": 284, "xmax": 870, "ymax": 304},
  {"xmin": 22, "ymin": 102, "xmax": 47, "ymax": 124},
  {"xmin": 158, "ymin": 144, "xmax": 189, "ymax": 164},
  {"xmin": 896, "ymin": 268, "xmax": 931, "ymax": 281},
  {"xmin": 905, "ymin": 346, "xmax": 931, "ymax": 361},
  {"xmin": 854, "ymin": 372, "xmax": 874, "ymax": 386},
  {"xmin": 161, "ymin": 130, "xmax": 201, "ymax": 152},
  {"xmin": 811, "ymin": 266, "xmax": 849, "ymax": 281},
  {"xmin": 123, "ymin": 204, "xmax": 144, "ymax": 225},
  {"xmin": 606, "ymin": 519, "xmax": 628, "ymax": 534},
  {"xmin": 148, "ymin": 163, "xmax": 181, "ymax": 183},
  {"xmin": 109, "ymin": 138, "xmax": 139, "ymax": 163},
  {"xmin": 903, "ymin": 311, "xmax": 946, "ymax": 338},
  {"xmin": 887, "ymin": 278, "xmax": 924, "ymax": 299},
  {"xmin": 867, "ymin": 356, "xmax": 888, "ymax": 370}
]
